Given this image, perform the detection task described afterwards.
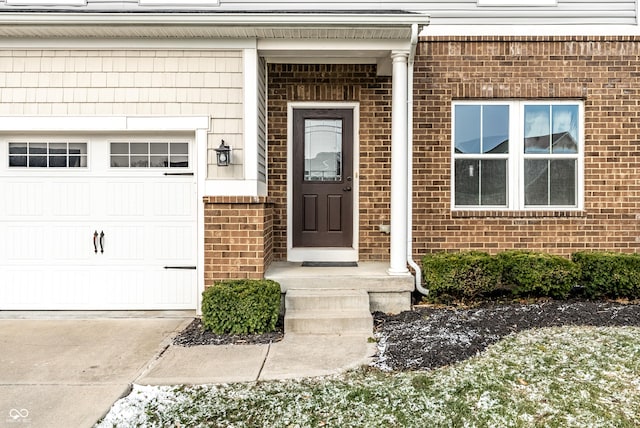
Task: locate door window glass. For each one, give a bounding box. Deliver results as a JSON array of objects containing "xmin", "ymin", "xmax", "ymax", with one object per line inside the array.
[{"xmin": 304, "ymin": 119, "xmax": 342, "ymax": 181}]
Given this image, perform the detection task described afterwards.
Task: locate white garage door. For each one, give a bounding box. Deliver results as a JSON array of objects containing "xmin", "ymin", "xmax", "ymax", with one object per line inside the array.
[{"xmin": 0, "ymin": 135, "xmax": 197, "ymax": 310}]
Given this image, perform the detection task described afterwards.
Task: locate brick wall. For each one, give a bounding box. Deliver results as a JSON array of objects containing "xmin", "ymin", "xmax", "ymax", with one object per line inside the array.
[
  {"xmin": 267, "ymin": 64, "xmax": 393, "ymax": 261},
  {"xmin": 413, "ymin": 36, "xmax": 640, "ymax": 256},
  {"xmin": 203, "ymin": 196, "xmax": 273, "ymax": 284}
]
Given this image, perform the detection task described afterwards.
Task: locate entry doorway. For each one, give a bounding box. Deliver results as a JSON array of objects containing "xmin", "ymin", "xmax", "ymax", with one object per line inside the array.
[{"xmin": 288, "ymin": 105, "xmax": 359, "ymax": 262}]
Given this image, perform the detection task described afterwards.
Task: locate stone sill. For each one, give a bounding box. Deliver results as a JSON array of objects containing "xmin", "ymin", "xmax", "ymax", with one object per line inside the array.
[{"xmin": 451, "ymin": 210, "xmax": 587, "ymax": 219}]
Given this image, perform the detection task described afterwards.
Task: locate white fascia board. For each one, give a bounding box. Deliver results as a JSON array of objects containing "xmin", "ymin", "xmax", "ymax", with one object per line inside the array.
[
  {"xmin": 6, "ymin": 0, "xmax": 86, "ymax": 4},
  {"xmin": 0, "ymin": 116, "xmax": 127, "ymax": 131},
  {"xmin": 0, "ymin": 12, "xmax": 430, "ymax": 27},
  {"xmin": 477, "ymin": 0, "xmax": 557, "ymax": 6},
  {"xmin": 422, "ymin": 24, "xmax": 640, "ymax": 37},
  {"xmin": 258, "ymin": 39, "xmax": 412, "ymax": 53},
  {"xmin": 139, "ymin": 0, "xmax": 219, "ymax": 6},
  {"xmin": 0, "ymin": 37, "xmax": 255, "ymax": 50},
  {"xmin": 204, "ymin": 179, "xmax": 265, "ymax": 197},
  {"xmin": 127, "ymin": 116, "xmax": 209, "ymax": 131},
  {"xmin": 0, "ymin": 116, "xmax": 209, "ymax": 132}
]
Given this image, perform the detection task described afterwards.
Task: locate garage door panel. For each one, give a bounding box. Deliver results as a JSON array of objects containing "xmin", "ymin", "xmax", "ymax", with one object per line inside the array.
[
  {"xmin": 0, "ymin": 136, "xmax": 197, "ymax": 310},
  {"xmin": 105, "ymin": 182, "xmax": 146, "ymax": 217},
  {"xmin": 155, "ymin": 225, "xmax": 196, "ymax": 260},
  {"xmin": 100, "ymin": 226, "xmax": 146, "ymax": 261},
  {"xmin": 4, "ymin": 226, "xmax": 46, "ymax": 260},
  {"xmin": 50, "ymin": 182, "xmax": 92, "ymax": 217},
  {"xmin": 6, "ymin": 182, "xmax": 44, "ymax": 217},
  {"xmin": 152, "ymin": 182, "xmax": 195, "ymax": 217}
]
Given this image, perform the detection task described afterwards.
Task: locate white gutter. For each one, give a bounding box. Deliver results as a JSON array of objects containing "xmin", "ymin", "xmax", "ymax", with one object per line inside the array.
[
  {"xmin": 407, "ymin": 22, "xmax": 428, "ymax": 297},
  {"xmin": 0, "ymin": 12, "xmax": 429, "ymax": 27}
]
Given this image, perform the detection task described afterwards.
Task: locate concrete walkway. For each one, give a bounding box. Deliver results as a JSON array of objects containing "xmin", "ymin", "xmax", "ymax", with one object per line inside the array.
[
  {"xmin": 0, "ymin": 316, "xmax": 376, "ymax": 427},
  {"xmin": 138, "ymin": 334, "xmax": 377, "ymax": 385}
]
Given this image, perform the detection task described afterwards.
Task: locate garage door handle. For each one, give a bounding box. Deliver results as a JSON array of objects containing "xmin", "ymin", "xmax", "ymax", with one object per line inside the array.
[
  {"xmin": 93, "ymin": 231, "xmax": 98, "ymax": 254},
  {"xmin": 99, "ymin": 231, "xmax": 105, "ymax": 254}
]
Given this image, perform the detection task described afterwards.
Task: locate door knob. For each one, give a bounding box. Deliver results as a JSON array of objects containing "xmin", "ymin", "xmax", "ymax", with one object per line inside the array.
[{"xmin": 343, "ymin": 186, "xmax": 352, "ymax": 192}]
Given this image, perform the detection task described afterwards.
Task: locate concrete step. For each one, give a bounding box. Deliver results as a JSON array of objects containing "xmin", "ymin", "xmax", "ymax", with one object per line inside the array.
[
  {"xmin": 285, "ymin": 288, "xmax": 370, "ymax": 311},
  {"xmin": 284, "ymin": 310, "xmax": 373, "ymax": 335},
  {"xmin": 284, "ymin": 288, "xmax": 373, "ymax": 335}
]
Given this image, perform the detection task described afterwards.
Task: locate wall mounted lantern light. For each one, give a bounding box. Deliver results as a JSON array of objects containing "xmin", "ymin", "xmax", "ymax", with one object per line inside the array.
[{"xmin": 215, "ymin": 140, "xmax": 231, "ymax": 166}]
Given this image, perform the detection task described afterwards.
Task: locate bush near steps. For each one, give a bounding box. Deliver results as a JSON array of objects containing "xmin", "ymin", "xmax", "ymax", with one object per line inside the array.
[
  {"xmin": 423, "ymin": 250, "xmax": 640, "ymax": 303},
  {"xmin": 201, "ymin": 279, "xmax": 281, "ymax": 334}
]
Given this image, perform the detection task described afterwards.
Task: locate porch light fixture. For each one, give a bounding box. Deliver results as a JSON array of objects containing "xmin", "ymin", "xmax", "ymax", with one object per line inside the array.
[{"xmin": 215, "ymin": 140, "xmax": 231, "ymax": 167}]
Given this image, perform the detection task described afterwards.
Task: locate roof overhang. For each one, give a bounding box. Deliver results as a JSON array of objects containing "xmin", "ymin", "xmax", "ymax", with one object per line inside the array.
[{"xmin": 0, "ymin": 11, "xmax": 430, "ymax": 39}]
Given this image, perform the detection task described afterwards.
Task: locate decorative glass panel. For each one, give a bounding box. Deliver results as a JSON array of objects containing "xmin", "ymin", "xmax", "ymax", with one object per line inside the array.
[{"xmin": 304, "ymin": 119, "xmax": 342, "ymax": 182}]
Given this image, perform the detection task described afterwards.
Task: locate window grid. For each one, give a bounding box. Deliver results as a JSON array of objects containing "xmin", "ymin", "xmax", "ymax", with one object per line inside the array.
[
  {"xmin": 109, "ymin": 141, "xmax": 189, "ymax": 169},
  {"xmin": 8, "ymin": 141, "xmax": 88, "ymax": 168},
  {"xmin": 452, "ymin": 100, "xmax": 583, "ymax": 211}
]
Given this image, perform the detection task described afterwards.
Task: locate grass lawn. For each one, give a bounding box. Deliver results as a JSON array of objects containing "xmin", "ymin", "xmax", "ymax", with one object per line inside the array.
[{"xmin": 97, "ymin": 326, "xmax": 640, "ymax": 428}]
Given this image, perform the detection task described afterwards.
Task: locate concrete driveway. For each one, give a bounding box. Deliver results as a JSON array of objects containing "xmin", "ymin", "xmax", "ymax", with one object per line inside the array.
[{"xmin": 0, "ymin": 315, "xmax": 189, "ymax": 427}]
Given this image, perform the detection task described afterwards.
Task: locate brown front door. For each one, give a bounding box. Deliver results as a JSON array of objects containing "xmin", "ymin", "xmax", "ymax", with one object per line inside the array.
[{"xmin": 292, "ymin": 109, "xmax": 353, "ymax": 248}]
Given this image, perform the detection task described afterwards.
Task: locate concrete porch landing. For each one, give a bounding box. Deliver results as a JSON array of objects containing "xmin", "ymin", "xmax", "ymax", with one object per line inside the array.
[{"xmin": 265, "ymin": 261, "xmax": 414, "ymax": 314}]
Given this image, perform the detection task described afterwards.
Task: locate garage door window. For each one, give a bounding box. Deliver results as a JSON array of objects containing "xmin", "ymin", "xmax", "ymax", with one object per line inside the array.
[
  {"xmin": 9, "ymin": 142, "xmax": 88, "ymax": 168},
  {"xmin": 110, "ymin": 142, "xmax": 189, "ymax": 168}
]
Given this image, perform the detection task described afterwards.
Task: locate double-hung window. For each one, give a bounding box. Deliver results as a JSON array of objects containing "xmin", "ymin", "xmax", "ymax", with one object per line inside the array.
[{"xmin": 452, "ymin": 101, "xmax": 583, "ymax": 210}]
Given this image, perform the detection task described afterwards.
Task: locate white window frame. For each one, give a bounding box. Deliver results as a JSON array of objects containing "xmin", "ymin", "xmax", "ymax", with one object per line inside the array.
[
  {"xmin": 108, "ymin": 140, "xmax": 191, "ymax": 170},
  {"xmin": 8, "ymin": 140, "xmax": 88, "ymax": 169},
  {"xmin": 451, "ymin": 100, "xmax": 584, "ymax": 211}
]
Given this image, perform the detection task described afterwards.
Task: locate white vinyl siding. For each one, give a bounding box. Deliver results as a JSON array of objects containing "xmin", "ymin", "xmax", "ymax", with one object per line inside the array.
[
  {"xmin": 0, "ymin": 1, "xmax": 635, "ymax": 26},
  {"xmin": 257, "ymin": 56, "xmax": 267, "ymax": 184}
]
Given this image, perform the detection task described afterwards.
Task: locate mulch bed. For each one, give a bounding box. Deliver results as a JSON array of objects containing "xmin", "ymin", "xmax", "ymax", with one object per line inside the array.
[
  {"xmin": 373, "ymin": 299, "xmax": 640, "ymax": 371},
  {"xmin": 173, "ymin": 317, "xmax": 284, "ymax": 346},
  {"xmin": 173, "ymin": 300, "xmax": 640, "ymax": 373}
]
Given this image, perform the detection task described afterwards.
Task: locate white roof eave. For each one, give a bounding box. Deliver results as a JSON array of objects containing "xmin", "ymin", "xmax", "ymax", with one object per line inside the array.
[{"xmin": 0, "ymin": 12, "xmax": 430, "ymax": 40}]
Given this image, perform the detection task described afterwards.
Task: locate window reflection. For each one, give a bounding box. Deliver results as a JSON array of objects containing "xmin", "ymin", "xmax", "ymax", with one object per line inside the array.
[{"xmin": 304, "ymin": 119, "xmax": 342, "ymax": 181}]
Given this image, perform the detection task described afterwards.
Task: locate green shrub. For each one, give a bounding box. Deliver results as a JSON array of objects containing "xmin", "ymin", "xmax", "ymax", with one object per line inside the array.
[
  {"xmin": 497, "ymin": 251, "xmax": 579, "ymax": 299},
  {"xmin": 201, "ymin": 279, "xmax": 281, "ymax": 334},
  {"xmin": 572, "ymin": 252, "xmax": 640, "ymax": 299},
  {"xmin": 422, "ymin": 251, "xmax": 502, "ymax": 302}
]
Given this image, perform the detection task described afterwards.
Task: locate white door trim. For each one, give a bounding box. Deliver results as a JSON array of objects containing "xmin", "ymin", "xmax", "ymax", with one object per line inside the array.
[
  {"xmin": 0, "ymin": 115, "xmax": 208, "ymax": 313},
  {"xmin": 286, "ymin": 102, "xmax": 360, "ymax": 262}
]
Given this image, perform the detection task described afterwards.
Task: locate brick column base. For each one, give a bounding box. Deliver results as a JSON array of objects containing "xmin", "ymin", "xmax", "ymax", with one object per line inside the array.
[{"xmin": 203, "ymin": 196, "xmax": 273, "ymax": 285}]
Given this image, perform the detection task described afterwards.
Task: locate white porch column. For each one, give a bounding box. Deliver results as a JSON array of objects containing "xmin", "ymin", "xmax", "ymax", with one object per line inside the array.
[{"xmin": 388, "ymin": 51, "xmax": 410, "ymax": 275}]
